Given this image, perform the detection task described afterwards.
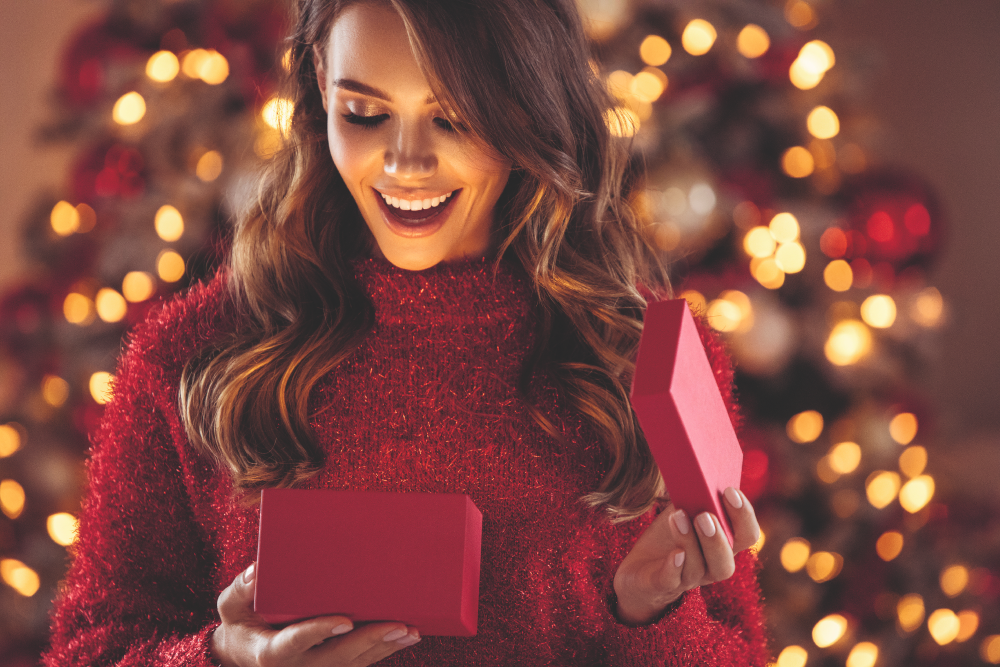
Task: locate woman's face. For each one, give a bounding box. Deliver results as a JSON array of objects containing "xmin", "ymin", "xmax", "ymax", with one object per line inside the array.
[{"xmin": 315, "ymin": 2, "xmax": 512, "ymax": 271}]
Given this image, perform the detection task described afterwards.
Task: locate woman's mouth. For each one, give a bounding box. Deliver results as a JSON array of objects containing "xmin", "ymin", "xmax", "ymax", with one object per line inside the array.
[{"xmin": 373, "ymin": 187, "xmax": 460, "ymax": 237}]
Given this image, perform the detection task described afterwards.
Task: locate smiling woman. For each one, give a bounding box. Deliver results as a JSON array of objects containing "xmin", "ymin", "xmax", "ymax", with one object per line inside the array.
[{"xmin": 43, "ymin": 0, "xmax": 768, "ymax": 665}]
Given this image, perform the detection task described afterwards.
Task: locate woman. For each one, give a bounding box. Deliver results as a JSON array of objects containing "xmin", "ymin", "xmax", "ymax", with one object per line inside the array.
[{"xmin": 44, "ymin": 0, "xmax": 769, "ymax": 665}]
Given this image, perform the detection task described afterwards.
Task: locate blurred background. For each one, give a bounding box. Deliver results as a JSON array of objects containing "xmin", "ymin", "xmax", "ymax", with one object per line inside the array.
[{"xmin": 0, "ymin": 0, "xmax": 998, "ymax": 665}]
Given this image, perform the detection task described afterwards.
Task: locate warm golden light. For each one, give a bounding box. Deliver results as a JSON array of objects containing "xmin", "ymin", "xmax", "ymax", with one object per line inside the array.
[
  {"xmin": 640, "ymin": 35, "xmax": 672, "ymax": 66},
  {"xmin": 707, "ymin": 298, "xmax": 743, "ymax": 333},
  {"xmin": 605, "ymin": 107, "xmax": 639, "ymax": 137},
  {"xmin": 780, "ymin": 537, "xmax": 811, "ymax": 572},
  {"xmin": 940, "ymin": 565, "xmax": 969, "ymax": 598},
  {"xmin": 889, "ymin": 412, "xmax": 918, "ymax": 445},
  {"xmin": 750, "ymin": 257, "xmax": 785, "ymax": 289},
  {"xmin": 825, "ymin": 319, "xmax": 871, "ymax": 365},
  {"xmin": 42, "ymin": 375, "xmax": 70, "ymax": 407},
  {"xmin": 860, "ymin": 295, "xmax": 896, "ymax": 328},
  {"xmin": 196, "ymin": 150, "xmax": 223, "ymax": 182},
  {"xmin": 122, "ymin": 272, "xmax": 156, "ymax": 302},
  {"xmin": 789, "ymin": 59, "xmax": 824, "ymax": 90},
  {"xmin": 47, "ymin": 512, "xmax": 78, "ymax": 546},
  {"xmin": 113, "ymin": 92, "xmax": 146, "ymax": 125},
  {"xmin": 0, "ymin": 479, "xmax": 25, "ymax": 519},
  {"xmin": 157, "ymin": 250, "xmax": 186, "ymax": 283},
  {"xmin": 897, "ymin": 594, "xmax": 925, "ymax": 633},
  {"xmin": 899, "ymin": 475, "xmax": 934, "ymax": 513},
  {"xmin": 282, "ymin": 48, "xmax": 293, "ymax": 72},
  {"xmin": 752, "ymin": 527, "xmax": 765, "ymax": 552},
  {"xmin": 787, "ymin": 410, "xmax": 824, "ymax": 444},
  {"xmin": 197, "ymin": 49, "xmax": 229, "ymax": 84},
  {"xmin": 630, "ymin": 70, "xmax": 665, "ymax": 103},
  {"xmin": 928, "ymin": 608, "xmax": 961, "ymax": 645},
  {"xmin": 806, "ymin": 551, "xmax": 843, "ymax": 582},
  {"xmin": 50, "ymin": 200, "xmax": 80, "ymax": 236},
  {"xmin": 0, "ymin": 558, "xmax": 40, "ymax": 597},
  {"xmin": 800, "ymin": 40, "xmax": 836, "ymax": 73},
  {"xmin": 182, "ymin": 49, "xmax": 209, "ymax": 78},
  {"xmin": 984, "ymin": 635, "xmax": 1000, "ymax": 664},
  {"xmin": 812, "ymin": 614, "xmax": 848, "ymax": 648},
  {"xmin": 89, "ymin": 371, "xmax": 113, "ymax": 405},
  {"xmin": 774, "ymin": 242, "xmax": 806, "ymax": 273},
  {"xmin": 155, "ymin": 205, "xmax": 184, "ymax": 241},
  {"xmin": 63, "ymin": 292, "xmax": 96, "ymax": 325},
  {"xmin": 807, "ymin": 106, "xmax": 840, "ymax": 139},
  {"xmin": 823, "ymin": 259, "xmax": 853, "ymax": 292},
  {"xmin": 736, "ymin": 24, "xmax": 770, "ymax": 58},
  {"xmin": 816, "ymin": 456, "xmax": 839, "ymax": 484},
  {"xmin": 95, "ymin": 288, "xmax": 127, "ymax": 323},
  {"xmin": 146, "ymin": 50, "xmax": 180, "ymax": 82},
  {"xmin": 255, "ymin": 129, "xmax": 284, "ymax": 160},
  {"xmin": 76, "ymin": 203, "xmax": 96, "ymax": 233},
  {"xmin": 679, "ymin": 290, "xmax": 707, "ymax": 315},
  {"xmin": 775, "ymin": 645, "xmax": 808, "ymax": 667},
  {"xmin": 957, "ymin": 610, "xmax": 979, "ymax": 642},
  {"xmin": 876, "ymin": 531, "xmax": 904, "ymax": 561},
  {"xmin": 769, "ymin": 212, "xmax": 800, "ymax": 242},
  {"xmin": 912, "ymin": 287, "xmax": 944, "ymax": 327},
  {"xmin": 899, "ymin": 445, "xmax": 927, "ymax": 478},
  {"xmin": 782, "ymin": 146, "xmax": 815, "ymax": 178},
  {"xmin": 681, "ymin": 19, "xmax": 717, "ymax": 56},
  {"xmin": 866, "ymin": 470, "xmax": 901, "ymax": 509},
  {"xmin": 0, "ymin": 424, "xmax": 21, "ymax": 458},
  {"xmin": 262, "ymin": 96, "xmax": 295, "ymax": 134},
  {"xmin": 744, "ymin": 226, "xmax": 777, "ymax": 258},
  {"xmin": 785, "ymin": 0, "xmax": 817, "ymax": 29},
  {"xmin": 846, "ymin": 642, "xmax": 878, "ymax": 667},
  {"xmin": 828, "ymin": 441, "xmax": 861, "ymax": 474}
]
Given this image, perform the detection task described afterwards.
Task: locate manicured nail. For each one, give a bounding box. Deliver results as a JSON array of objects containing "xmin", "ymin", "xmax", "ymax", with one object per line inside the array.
[
  {"xmin": 383, "ymin": 628, "xmax": 408, "ymax": 642},
  {"xmin": 671, "ymin": 510, "xmax": 691, "ymax": 535},
  {"xmin": 331, "ymin": 623, "xmax": 352, "ymax": 636},
  {"xmin": 696, "ymin": 513, "xmax": 717, "ymax": 537},
  {"xmin": 725, "ymin": 487, "xmax": 743, "ymax": 509},
  {"xmin": 674, "ymin": 551, "xmax": 686, "ymax": 568},
  {"xmin": 396, "ymin": 633, "xmax": 421, "ymax": 646},
  {"xmin": 243, "ymin": 563, "xmax": 256, "ymax": 583}
]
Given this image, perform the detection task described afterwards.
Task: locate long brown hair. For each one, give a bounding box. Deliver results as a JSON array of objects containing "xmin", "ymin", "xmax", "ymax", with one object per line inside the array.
[{"xmin": 180, "ymin": 0, "xmax": 671, "ymax": 521}]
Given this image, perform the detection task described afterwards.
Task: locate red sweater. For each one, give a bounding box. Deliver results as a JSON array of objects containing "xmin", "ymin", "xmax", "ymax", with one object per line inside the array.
[{"xmin": 44, "ymin": 256, "xmax": 769, "ymax": 666}]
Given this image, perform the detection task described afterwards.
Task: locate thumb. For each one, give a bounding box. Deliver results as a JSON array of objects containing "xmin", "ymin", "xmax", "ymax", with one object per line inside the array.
[{"xmin": 217, "ymin": 562, "xmax": 260, "ymax": 624}]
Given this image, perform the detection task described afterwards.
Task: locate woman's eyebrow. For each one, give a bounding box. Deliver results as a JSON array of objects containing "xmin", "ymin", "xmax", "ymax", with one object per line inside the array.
[{"xmin": 333, "ymin": 78, "xmax": 437, "ymax": 105}]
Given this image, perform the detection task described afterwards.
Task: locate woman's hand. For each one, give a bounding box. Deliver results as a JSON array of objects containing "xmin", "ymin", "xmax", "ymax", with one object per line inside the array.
[
  {"xmin": 613, "ymin": 487, "xmax": 760, "ymax": 625},
  {"xmin": 210, "ymin": 563, "xmax": 421, "ymax": 667}
]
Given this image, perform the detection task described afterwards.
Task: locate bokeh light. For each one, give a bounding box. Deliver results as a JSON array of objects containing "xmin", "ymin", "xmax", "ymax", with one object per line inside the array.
[
  {"xmin": 47, "ymin": 512, "xmax": 78, "ymax": 546},
  {"xmin": 262, "ymin": 96, "xmax": 295, "ymax": 134},
  {"xmin": 707, "ymin": 298, "xmax": 742, "ymax": 333},
  {"xmin": 774, "ymin": 242, "xmax": 806, "ymax": 273},
  {"xmin": 605, "ymin": 107, "xmax": 639, "ymax": 137},
  {"xmin": 897, "ymin": 594, "xmax": 925, "ymax": 633},
  {"xmin": 113, "ymin": 92, "xmax": 146, "ymax": 125},
  {"xmin": 876, "ymin": 531, "xmax": 904, "ymax": 561},
  {"xmin": 630, "ymin": 70, "xmax": 666, "ymax": 103},
  {"xmin": 90, "ymin": 372, "xmax": 113, "ymax": 405},
  {"xmin": 146, "ymin": 50, "xmax": 180, "ymax": 82},
  {"xmin": 825, "ymin": 319, "xmax": 871, "ymax": 365},
  {"xmin": 785, "ymin": 0, "xmax": 817, "ymax": 29},
  {"xmin": 984, "ymin": 635, "xmax": 1000, "ymax": 664},
  {"xmin": 823, "ymin": 259, "xmax": 853, "ymax": 291},
  {"xmin": 866, "ymin": 470, "xmax": 901, "ymax": 509},
  {"xmin": 807, "ymin": 106, "xmax": 840, "ymax": 139},
  {"xmin": 0, "ymin": 559, "xmax": 40, "ymax": 597},
  {"xmin": 95, "ymin": 288, "xmax": 127, "ymax": 323},
  {"xmin": 889, "ymin": 412, "xmax": 918, "ymax": 445},
  {"xmin": 957, "ymin": 610, "xmax": 979, "ymax": 642},
  {"xmin": 899, "ymin": 475, "xmax": 934, "ymax": 513},
  {"xmin": 196, "ymin": 150, "xmax": 223, "ymax": 182},
  {"xmin": 0, "ymin": 479, "xmax": 25, "ymax": 519},
  {"xmin": 688, "ymin": 183, "xmax": 715, "ymax": 215},
  {"xmin": 769, "ymin": 212, "xmax": 799, "ymax": 242},
  {"xmin": 828, "ymin": 441, "xmax": 861, "ymax": 474},
  {"xmin": 63, "ymin": 292, "xmax": 96, "ymax": 325},
  {"xmin": 782, "ymin": 146, "xmax": 814, "ymax": 178},
  {"xmin": 780, "ymin": 537, "xmax": 811, "ymax": 572},
  {"xmin": 157, "ymin": 250, "xmax": 186, "ymax": 282},
  {"xmin": 0, "ymin": 424, "xmax": 21, "ymax": 458},
  {"xmin": 639, "ymin": 34, "xmax": 671, "ymax": 66},
  {"xmin": 806, "ymin": 551, "xmax": 843, "ymax": 582},
  {"xmin": 812, "ymin": 614, "xmax": 848, "ymax": 648},
  {"xmin": 846, "ymin": 642, "xmax": 878, "ymax": 667},
  {"xmin": 155, "ymin": 205, "xmax": 184, "ymax": 241},
  {"xmin": 750, "ymin": 257, "xmax": 785, "ymax": 288},
  {"xmin": 912, "ymin": 286, "xmax": 944, "ymax": 327},
  {"xmin": 860, "ymin": 294, "xmax": 896, "ymax": 328},
  {"xmin": 787, "ymin": 410, "xmax": 823, "ymax": 443},
  {"xmin": 122, "ymin": 271, "xmax": 156, "ymax": 302},
  {"xmin": 736, "ymin": 24, "xmax": 770, "ymax": 58},
  {"xmin": 744, "ymin": 226, "xmax": 776, "ymax": 258},
  {"xmin": 50, "ymin": 201, "xmax": 80, "ymax": 236},
  {"xmin": 776, "ymin": 645, "xmax": 807, "ymax": 667},
  {"xmin": 42, "ymin": 375, "xmax": 70, "ymax": 407},
  {"xmin": 681, "ymin": 19, "xmax": 717, "ymax": 55},
  {"xmin": 899, "ymin": 445, "xmax": 927, "ymax": 478},
  {"xmin": 928, "ymin": 608, "xmax": 960, "ymax": 645},
  {"xmin": 940, "ymin": 565, "xmax": 969, "ymax": 598}
]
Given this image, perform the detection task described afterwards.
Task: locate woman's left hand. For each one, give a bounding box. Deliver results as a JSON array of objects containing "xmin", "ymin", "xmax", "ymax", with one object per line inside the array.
[{"xmin": 613, "ymin": 486, "xmax": 760, "ymax": 625}]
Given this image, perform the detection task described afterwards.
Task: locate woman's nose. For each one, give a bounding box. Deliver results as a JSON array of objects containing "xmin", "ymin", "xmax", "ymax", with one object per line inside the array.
[{"xmin": 383, "ymin": 122, "xmax": 437, "ymax": 179}]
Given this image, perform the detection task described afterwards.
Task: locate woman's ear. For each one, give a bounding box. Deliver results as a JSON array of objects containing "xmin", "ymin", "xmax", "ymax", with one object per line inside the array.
[{"xmin": 313, "ymin": 45, "xmax": 329, "ymax": 113}]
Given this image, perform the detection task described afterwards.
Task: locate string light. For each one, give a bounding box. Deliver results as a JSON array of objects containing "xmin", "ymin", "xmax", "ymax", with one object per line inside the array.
[
  {"xmin": 897, "ymin": 594, "xmax": 925, "ymax": 633},
  {"xmin": 0, "ymin": 559, "xmax": 40, "ymax": 597},
  {"xmin": 780, "ymin": 537, "xmax": 810, "ymax": 572},
  {"xmin": 828, "ymin": 441, "xmax": 861, "ymax": 474},
  {"xmin": 122, "ymin": 272, "xmax": 156, "ymax": 302},
  {"xmin": 196, "ymin": 150, "xmax": 223, "ymax": 182},
  {"xmin": 0, "ymin": 479, "xmax": 25, "ymax": 519},
  {"xmin": 823, "ymin": 259, "xmax": 853, "ymax": 291},
  {"xmin": 898, "ymin": 445, "xmax": 927, "ymax": 478},
  {"xmin": 775, "ymin": 645, "xmax": 808, "ymax": 667},
  {"xmin": 750, "ymin": 257, "xmax": 785, "ymax": 289},
  {"xmin": 113, "ymin": 92, "xmax": 146, "ymax": 125},
  {"xmin": 785, "ymin": 0, "xmax": 818, "ymax": 29},
  {"xmin": 825, "ymin": 319, "xmax": 871, "ymax": 365},
  {"xmin": 769, "ymin": 213, "xmax": 799, "ymax": 242},
  {"xmin": 928, "ymin": 608, "xmax": 960, "ymax": 645},
  {"xmin": 866, "ymin": 471, "xmax": 901, "ymax": 509},
  {"xmin": 681, "ymin": 19, "xmax": 717, "ymax": 56},
  {"xmin": 157, "ymin": 250, "xmax": 186, "ymax": 282},
  {"xmin": 790, "ymin": 40, "xmax": 835, "ymax": 90},
  {"xmin": 812, "ymin": 614, "xmax": 848, "ymax": 648},
  {"xmin": 707, "ymin": 298, "xmax": 742, "ymax": 332},
  {"xmin": 787, "ymin": 410, "xmax": 823, "ymax": 443},
  {"xmin": 774, "ymin": 242, "xmax": 806, "ymax": 273},
  {"xmin": 807, "ymin": 106, "xmax": 840, "ymax": 139},
  {"xmin": 984, "ymin": 635, "xmax": 1000, "ymax": 664},
  {"xmin": 899, "ymin": 475, "xmax": 934, "ymax": 513},
  {"xmin": 806, "ymin": 551, "xmax": 843, "ymax": 582},
  {"xmin": 744, "ymin": 227, "xmax": 776, "ymax": 258},
  {"xmin": 679, "ymin": 290, "xmax": 707, "ymax": 315},
  {"xmin": 42, "ymin": 375, "xmax": 70, "ymax": 407},
  {"xmin": 957, "ymin": 610, "xmax": 979, "ymax": 642},
  {"xmin": 198, "ymin": 49, "xmax": 229, "ymax": 84},
  {"xmin": 736, "ymin": 24, "xmax": 770, "ymax": 58},
  {"xmin": 50, "ymin": 201, "xmax": 80, "ymax": 236},
  {"xmin": 639, "ymin": 35, "xmax": 671, "ymax": 66},
  {"xmin": 146, "ymin": 50, "xmax": 180, "ymax": 82},
  {"xmin": 95, "ymin": 288, "xmax": 127, "ymax": 323},
  {"xmin": 940, "ymin": 565, "xmax": 969, "ymax": 598},
  {"xmin": 846, "ymin": 642, "xmax": 878, "ymax": 667},
  {"xmin": 860, "ymin": 294, "xmax": 896, "ymax": 328},
  {"xmin": 89, "ymin": 371, "xmax": 113, "ymax": 405},
  {"xmin": 876, "ymin": 531, "xmax": 904, "ymax": 561},
  {"xmin": 782, "ymin": 146, "xmax": 814, "ymax": 178},
  {"xmin": 0, "ymin": 424, "xmax": 21, "ymax": 458},
  {"xmin": 63, "ymin": 292, "xmax": 96, "ymax": 325},
  {"xmin": 262, "ymin": 97, "xmax": 295, "ymax": 134},
  {"xmin": 889, "ymin": 412, "xmax": 918, "ymax": 445},
  {"xmin": 155, "ymin": 205, "xmax": 184, "ymax": 241},
  {"xmin": 47, "ymin": 512, "xmax": 78, "ymax": 546},
  {"xmin": 630, "ymin": 70, "xmax": 666, "ymax": 103}
]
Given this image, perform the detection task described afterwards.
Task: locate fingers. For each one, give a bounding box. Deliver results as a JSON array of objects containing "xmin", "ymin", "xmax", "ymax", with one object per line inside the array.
[
  {"xmin": 693, "ymin": 512, "xmax": 736, "ymax": 583},
  {"xmin": 271, "ymin": 614, "xmax": 355, "ymax": 655},
  {"xmin": 217, "ymin": 562, "xmax": 260, "ymax": 625},
  {"xmin": 314, "ymin": 622, "xmax": 421, "ymax": 665},
  {"xmin": 722, "ymin": 487, "xmax": 761, "ymax": 553}
]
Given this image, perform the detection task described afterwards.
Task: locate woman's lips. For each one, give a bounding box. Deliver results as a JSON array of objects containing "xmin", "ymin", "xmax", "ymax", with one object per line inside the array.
[{"xmin": 373, "ymin": 187, "xmax": 460, "ymax": 237}]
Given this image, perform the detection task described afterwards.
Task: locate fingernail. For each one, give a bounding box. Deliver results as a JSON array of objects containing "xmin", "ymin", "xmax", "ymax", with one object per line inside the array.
[
  {"xmin": 243, "ymin": 562, "xmax": 256, "ymax": 583},
  {"xmin": 331, "ymin": 623, "xmax": 352, "ymax": 636},
  {"xmin": 674, "ymin": 551, "xmax": 686, "ymax": 568},
  {"xmin": 396, "ymin": 633, "xmax": 421, "ymax": 646},
  {"xmin": 697, "ymin": 513, "xmax": 717, "ymax": 537},
  {"xmin": 725, "ymin": 487, "xmax": 743, "ymax": 509},
  {"xmin": 671, "ymin": 510, "xmax": 691, "ymax": 535},
  {"xmin": 383, "ymin": 628, "xmax": 408, "ymax": 642}
]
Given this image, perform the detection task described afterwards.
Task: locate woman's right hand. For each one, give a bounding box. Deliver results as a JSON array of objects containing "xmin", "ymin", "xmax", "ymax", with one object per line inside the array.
[{"xmin": 210, "ymin": 563, "xmax": 421, "ymax": 667}]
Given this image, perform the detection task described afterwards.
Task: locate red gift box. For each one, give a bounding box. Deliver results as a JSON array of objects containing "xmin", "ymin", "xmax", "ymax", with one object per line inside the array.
[
  {"xmin": 630, "ymin": 299, "xmax": 743, "ymax": 546},
  {"xmin": 254, "ymin": 489, "xmax": 482, "ymax": 636}
]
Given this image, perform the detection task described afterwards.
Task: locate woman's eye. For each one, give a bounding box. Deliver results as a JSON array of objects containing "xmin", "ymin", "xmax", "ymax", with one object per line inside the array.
[
  {"xmin": 342, "ymin": 112, "xmax": 389, "ymax": 129},
  {"xmin": 434, "ymin": 117, "xmax": 457, "ymax": 132}
]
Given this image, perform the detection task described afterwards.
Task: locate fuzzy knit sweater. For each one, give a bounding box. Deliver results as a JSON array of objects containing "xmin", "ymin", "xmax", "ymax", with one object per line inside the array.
[{"xmin": 44, "ymin": 256, "xmax": 769, "ymax": 666}]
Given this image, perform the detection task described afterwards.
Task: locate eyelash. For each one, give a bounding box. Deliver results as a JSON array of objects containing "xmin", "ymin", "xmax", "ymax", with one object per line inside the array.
[{"xmin": 341, "ymin": 113, "xmax": 459, "ymax": 133}]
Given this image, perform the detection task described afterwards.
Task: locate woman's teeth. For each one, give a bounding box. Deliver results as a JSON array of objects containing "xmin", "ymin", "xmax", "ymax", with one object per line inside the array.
[{"xmin": 381, "ymin": 190, "xmax": 454, "ymax": 211}]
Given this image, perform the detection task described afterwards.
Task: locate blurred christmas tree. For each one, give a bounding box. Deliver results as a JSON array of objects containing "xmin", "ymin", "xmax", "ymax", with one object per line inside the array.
[{"xmin": 1, "ymin": 0, "xmax": 999, "ymax": 665}]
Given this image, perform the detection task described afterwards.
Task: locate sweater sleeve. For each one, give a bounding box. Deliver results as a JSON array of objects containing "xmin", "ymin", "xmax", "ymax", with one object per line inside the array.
[{"xmin": 42, "ymin": 334, "xmax": 221, "ymax": 666}]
